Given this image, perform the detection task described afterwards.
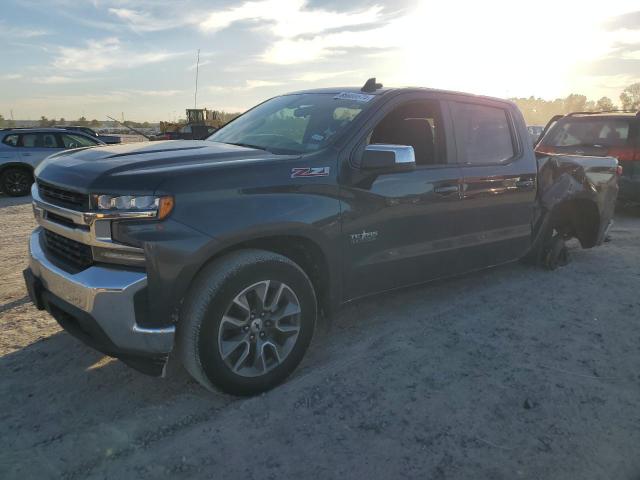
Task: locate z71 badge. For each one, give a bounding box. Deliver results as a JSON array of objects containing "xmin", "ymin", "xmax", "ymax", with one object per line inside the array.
[{"xmin": 291, "ymin": 167, "xmax": 330, "ymax": 178}]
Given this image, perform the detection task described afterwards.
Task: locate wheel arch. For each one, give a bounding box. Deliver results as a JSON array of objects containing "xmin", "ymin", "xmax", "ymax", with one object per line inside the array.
[
  {"xmin": 183, "ymin": 233, "xmax": 337, "ymax": 320},
  {"xmin": 548, "ymin": 197, "xmax": 601, "ymax": 248},
  {"xmin": 0, "ymin": 161, "xmax": 35, "ymax": 176}
]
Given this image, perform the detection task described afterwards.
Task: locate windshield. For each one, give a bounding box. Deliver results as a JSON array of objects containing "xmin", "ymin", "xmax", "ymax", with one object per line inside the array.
[{"xmin": 208, "ymin": 93, "xmax": 371, "ymax": 154}]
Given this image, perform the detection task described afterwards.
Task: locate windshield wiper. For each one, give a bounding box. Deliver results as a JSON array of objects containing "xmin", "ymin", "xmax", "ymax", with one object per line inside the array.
[{"xmin": 223, "ymin": 142, "xmax": 271, "ymax": 153}]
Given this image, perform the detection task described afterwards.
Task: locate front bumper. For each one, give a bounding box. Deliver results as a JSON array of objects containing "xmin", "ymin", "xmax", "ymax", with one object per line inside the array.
[{"xmin": 25, "ymin": 228, "xmax": 175, "ymax": 375}]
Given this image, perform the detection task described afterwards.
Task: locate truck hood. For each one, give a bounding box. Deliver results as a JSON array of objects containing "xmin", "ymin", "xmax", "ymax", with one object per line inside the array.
[{"xmin": 35, "ymin": 140, "xmax": 296, "ymax": 194}]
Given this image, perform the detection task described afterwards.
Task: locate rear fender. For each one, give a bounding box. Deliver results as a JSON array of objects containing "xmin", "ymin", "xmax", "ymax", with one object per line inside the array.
[{"xmin": 529, "ymin": 154, "xmax": 617, "ymax": 256}]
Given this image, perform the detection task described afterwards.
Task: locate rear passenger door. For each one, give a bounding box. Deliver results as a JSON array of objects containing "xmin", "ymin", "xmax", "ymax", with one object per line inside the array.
[
  {"xmin": 18, "ymin": 133, "xmax": 64, "ymax": 167},
  {"xmin": 447, "ymin": 100, "xmax": 537, "ymax": 270}
]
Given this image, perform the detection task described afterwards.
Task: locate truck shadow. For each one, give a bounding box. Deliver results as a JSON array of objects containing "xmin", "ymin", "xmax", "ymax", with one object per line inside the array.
[
  {"xmin": 0, "ymin": 193, "xmax": 32, "ymax": 208},
  {"xmin": 0, "ymin": 325, "xmax": 240, "ymax": 478},
  {"xmin": 0, "ymin": 327, "xmax": 236, "ymax": 449}
]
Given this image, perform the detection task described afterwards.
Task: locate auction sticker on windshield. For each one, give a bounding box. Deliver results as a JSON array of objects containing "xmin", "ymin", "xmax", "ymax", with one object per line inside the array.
[{"xmin": 333, "ymin": 92, "xmax": 375, "ymax": 102}]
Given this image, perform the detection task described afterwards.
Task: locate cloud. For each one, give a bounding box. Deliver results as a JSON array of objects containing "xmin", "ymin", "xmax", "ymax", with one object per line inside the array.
[
  {"xmin": 52, "ymin": 37, "xmax": 182, "ymax": 72},
  {"xmin": 188, "ymin": 59, "xmax": 213, "ymax": 71},
  {"xmin": 606, "ymin": 11, "xmax": 640, "ymax": 31},
  {"xmin": 200, "ymin": 0, "xmax": 383, "ymax": 37},
  {"xmin": 108, "ymin": 7, "xmax": 195, "ymax": 32},
  {"xmin": 198, "ymin": 0, "xmax": 388, "ymax": 63},
  {"xmin": 0, "ymin": 22, "xmax": 48, "ymax": 39},
  {"xmin": 32, "ymin": 75, "xmax": 87, "ymax": 84},
  {"xmin": 208, "ymin": 79, "xmax": 283, "ymax": 92},
  {"xmin": 0, "ymin": 73, "xmax": 23, "ymax": 80},
  {"xmin": 244, "ymin": 80, "xmax": 282, "ymax": 88},
  {"xmin": 130, "ymin": 89, "xmax": 183, "ymax": 97},
  {"xmin": 294, "ymin": 69, "xmax": 358, "ymax": 82}
]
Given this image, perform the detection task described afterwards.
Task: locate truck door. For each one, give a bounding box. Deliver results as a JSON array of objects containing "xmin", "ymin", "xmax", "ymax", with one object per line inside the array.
[
  {"xmin": 340, "ymin": 95, "xmax": 466, "ymax": 300},
  {"xmin": 447, "ymin": 100, "xmax": 537, "ymax": 270}
]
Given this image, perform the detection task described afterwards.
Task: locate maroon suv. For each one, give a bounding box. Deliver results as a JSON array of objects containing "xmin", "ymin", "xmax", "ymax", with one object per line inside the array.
[{"xmin": 536, "ymin": 111, "xmax": 640, "ymax": 203}]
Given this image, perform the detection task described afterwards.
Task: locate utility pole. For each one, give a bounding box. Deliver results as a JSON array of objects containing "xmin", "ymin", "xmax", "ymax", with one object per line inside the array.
[{"xmin": 194, "ymin": 49, "xmax": 200, "ymax": 109}]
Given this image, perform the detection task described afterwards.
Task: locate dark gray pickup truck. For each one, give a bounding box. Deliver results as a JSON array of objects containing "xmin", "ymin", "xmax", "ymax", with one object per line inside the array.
[{"xmin": 24, "ymin": 80, "xmax": 619, "ymax": 395}]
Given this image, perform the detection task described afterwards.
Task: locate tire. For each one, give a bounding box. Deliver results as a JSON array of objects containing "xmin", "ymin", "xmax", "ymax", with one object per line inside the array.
[
  {"xmin": 542, "ymin": 232, "xmax": 569, "ymax": 270},
  {"xmin": 177, "ymin": 249, "xmax": 317, "ymax": 396},
  {"xmin": 1, "ymin": 167, "xmax": 33, "ymax": 197}
]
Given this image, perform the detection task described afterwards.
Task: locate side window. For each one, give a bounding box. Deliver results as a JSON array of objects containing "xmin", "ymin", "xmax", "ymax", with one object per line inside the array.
[
  {"xmin": 42, "ymin": 133, "xmax": 58, "ymax": 148},
  {"xmin": 2, "ymin": 134, "xmax": 19, "ymax": 147},
  {"xmin": 21, "ymin": 134, "xmax": 38, "ymax": 148},
  {"xmin": 451, "ymin": 102, "xmax": 515, "ymax": 164},
  {"xmin": 60, "ymin": 133, "xmax": 97, "ymax": 148},
  {"xmin": 366, "ymin": 99, "xmax": 445, "ymax": 166}
]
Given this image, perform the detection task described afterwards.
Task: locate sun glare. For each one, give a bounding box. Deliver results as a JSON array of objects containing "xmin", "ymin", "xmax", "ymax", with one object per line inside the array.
[{"xmin": 391, "ymin": 0, "xmax": 635, "ymax": 99}]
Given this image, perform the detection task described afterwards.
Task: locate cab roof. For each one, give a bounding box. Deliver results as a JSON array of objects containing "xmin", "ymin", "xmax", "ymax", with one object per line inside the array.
[{"xmin": 284, "ymin": 85, "xmax": 516, "ymax": 108}]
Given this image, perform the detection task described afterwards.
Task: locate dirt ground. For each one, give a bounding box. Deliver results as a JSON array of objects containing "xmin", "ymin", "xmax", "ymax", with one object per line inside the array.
[{"xmin": 1, "ymin": 195, "xmax": 639, "ymax": 479}]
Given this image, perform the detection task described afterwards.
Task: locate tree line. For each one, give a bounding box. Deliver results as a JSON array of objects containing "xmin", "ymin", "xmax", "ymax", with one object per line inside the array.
[
  {"xmin": 2, "ymin": 83, "xmax": 639, "ymax": 130},
  {"xmin": 511, "ymin": 82, "xmax": 640, "ymax": 126}
]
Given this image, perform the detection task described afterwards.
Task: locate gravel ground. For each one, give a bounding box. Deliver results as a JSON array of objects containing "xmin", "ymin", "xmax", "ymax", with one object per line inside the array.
[{"xmin": 1, "ymin": 195, "xmax": 639, "ymax": 479}]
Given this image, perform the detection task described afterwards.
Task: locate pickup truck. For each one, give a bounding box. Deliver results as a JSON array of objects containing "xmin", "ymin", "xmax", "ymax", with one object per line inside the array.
[{"xmin": 23, "ymin": 80, "xmax": 619, "ymax": 395}]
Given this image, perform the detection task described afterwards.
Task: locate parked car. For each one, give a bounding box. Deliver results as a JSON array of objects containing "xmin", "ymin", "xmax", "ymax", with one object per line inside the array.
[
  {"xmin": 54, "ymin": 125, "xmax": 121, "ymax": 144},
  {"xmin": 527, "ymin": 125, "xmax": 544, "ymax": 144},
  {"xmin": 0, "ymin": 128, "xmax": 104, "ymax": 196},
  {"xmin": 24, "ymin": 81, "xmax": 619, "ymax": 395},
  {"xmin": 536, "ymin": 111, "xmax": 639, "ymax": 204}
]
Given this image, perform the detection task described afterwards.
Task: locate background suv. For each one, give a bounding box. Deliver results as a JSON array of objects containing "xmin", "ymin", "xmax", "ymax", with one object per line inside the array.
[
  {"xmin": 536, "ymin": 111, "xmax": 640, "ymax": 204},
  {"xmin": 0, "ymin": 128, "xmax": 104, "ymax": 196},
  {"xmin": 53, "ymin": 125, "xmax": 121, "ymax": 144}
]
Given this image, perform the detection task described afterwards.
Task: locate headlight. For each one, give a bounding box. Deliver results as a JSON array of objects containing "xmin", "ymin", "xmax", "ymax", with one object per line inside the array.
[{"xmin": 93, "ymin": 194, "xmax": 174, "ymax": 220}]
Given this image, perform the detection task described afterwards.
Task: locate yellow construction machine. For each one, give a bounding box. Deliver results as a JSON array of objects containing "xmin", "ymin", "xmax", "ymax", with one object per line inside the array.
[{"xmin": 159, "ymin": 108, "xmax": 224, "ymax": 140}]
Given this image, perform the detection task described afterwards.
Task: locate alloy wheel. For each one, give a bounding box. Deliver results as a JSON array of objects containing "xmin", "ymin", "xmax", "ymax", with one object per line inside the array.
[
  {"xmin": 217, "ymin": 280, "xmax": 302, "ymax": 377},
  {"xmin": 4, "ymin": 170, "xmax": 31, "ymax": 195}
]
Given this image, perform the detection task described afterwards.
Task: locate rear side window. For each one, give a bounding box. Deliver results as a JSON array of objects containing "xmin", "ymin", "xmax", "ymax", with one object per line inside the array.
[
  {"xmin": 451, "ymin": 102, "xmax": 515, "ymax": 164},
  {"xmin": 21, "ymin": 134, "xmax": 38, "ymax": 147},
  {"xmin": 543, "ymin": 118, "xmax": 630, "ymax": 148},
  {"xmin": 2, "ymin": 134, "xmax": 19, "ymax": 146},
  {"xmin": 20, "ymin": 133, "xmax": 59, "ymax": 148}
]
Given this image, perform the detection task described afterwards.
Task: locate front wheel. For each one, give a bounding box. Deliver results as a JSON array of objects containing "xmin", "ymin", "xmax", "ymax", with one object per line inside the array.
[{"xmin": 178, "ymin": 249, "xmax": 317, "ymax": 395}]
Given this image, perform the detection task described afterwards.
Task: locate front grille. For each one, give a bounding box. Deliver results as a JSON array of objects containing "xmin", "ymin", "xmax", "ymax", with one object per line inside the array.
[
  {"xmin": 38, "ymin": 182, "xmax": 89, "ymax": 210},
  {"xmin": 44, "ymin": 229, "xmax": 93, "ymax": 271}
]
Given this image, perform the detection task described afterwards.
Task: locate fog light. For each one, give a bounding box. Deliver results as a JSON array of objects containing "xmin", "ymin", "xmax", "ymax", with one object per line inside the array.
[{"xmin": 92, "ymin": 247, "xmax": 146, "ymax": 267}]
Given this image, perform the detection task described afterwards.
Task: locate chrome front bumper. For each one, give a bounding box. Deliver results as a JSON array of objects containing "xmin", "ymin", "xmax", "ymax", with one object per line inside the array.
[{"xmin": 28, "ymin": 228, "xmax": 175, "ymax": 355}]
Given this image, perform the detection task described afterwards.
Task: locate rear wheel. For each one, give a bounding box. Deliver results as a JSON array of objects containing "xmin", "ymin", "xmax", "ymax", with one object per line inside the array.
[
  {"xmin": 178, "ymin": 249, "xmax": 316, "ymax": 395},
  {"xmin": 542, "ymin": 230, "xmax": 570, "ymax": 270},
  {"xmin": 1, "ymin": 167, "xmax": 33, "ymax": 197}
]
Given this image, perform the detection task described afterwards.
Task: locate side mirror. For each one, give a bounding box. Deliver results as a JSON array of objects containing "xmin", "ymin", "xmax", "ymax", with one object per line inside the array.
[{"xmin": 361, "ymin": 144, "xmax": 416, "ymax": 170}]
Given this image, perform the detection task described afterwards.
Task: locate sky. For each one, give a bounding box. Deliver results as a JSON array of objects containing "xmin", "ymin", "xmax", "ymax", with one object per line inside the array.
[{"xmin": 0, "ymin": 0, "xmax": 639, "ymax": 121}]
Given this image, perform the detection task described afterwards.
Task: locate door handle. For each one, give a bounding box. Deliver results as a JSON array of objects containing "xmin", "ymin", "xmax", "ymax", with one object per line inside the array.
[
  {"xmin": 433, "ymin": 185, "xmax": 459, "ymax": 195},
  {"xmin": 515, "ymin": 179, "xmax": 535, "ymax": 189}
]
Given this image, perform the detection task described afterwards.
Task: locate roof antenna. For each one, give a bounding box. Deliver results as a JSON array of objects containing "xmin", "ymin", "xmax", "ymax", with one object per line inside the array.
[{"xmin": 361, "ymin": 77, "xmax": 382, "ymax": 93}]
